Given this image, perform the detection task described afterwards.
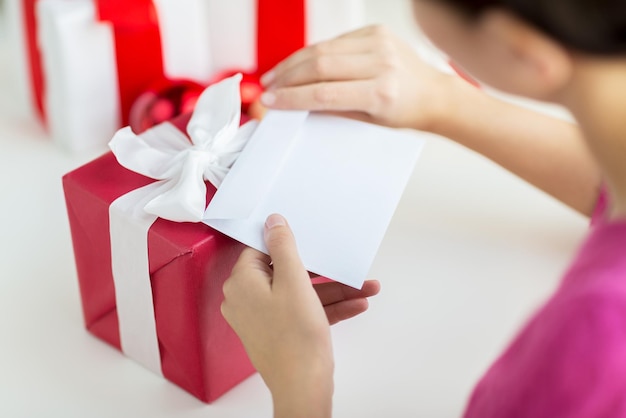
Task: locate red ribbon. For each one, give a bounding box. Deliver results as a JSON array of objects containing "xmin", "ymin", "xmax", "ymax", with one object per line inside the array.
[
  {"xmin": 22, "ymin": 0, "xmax": 45, "ymax": 119},
  {"xmin": 256, "ymin": 0, "xmax": 307, "ymax": 76},
  {"xmin": 200, "ymin": 0, "xmax": 307, "ymax": 122},
  {"xmin": 96, "ymin": 0, "xmax": 165, "ymax": 126}
]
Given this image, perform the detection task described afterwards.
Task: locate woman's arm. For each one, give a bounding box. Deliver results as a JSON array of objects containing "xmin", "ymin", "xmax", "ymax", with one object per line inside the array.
[
  {"xmin": 222, "ymin": 214, "xmax": 380, "ymax": 418},
  {"xmin": 261, "ymin": 25, "xmax": 601, "ymax": 216},
  {"xmin": 432, "ymin": 77, "xmax": 601, "ymax": 216}
]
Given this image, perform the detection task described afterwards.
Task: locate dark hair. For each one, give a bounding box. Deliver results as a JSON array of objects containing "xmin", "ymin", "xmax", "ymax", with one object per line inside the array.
[{"xmin": 439, "ymin": 0, "xmax": 626, "ymax": 55}]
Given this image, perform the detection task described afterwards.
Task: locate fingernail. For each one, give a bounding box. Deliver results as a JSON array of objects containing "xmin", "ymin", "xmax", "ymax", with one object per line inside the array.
[
  {"xmin": 260, "ymin": 70, "xmax": 275, "ymax": 86},
  {"xmin": 265, "ymin": 214, "xmax": 286, "ymax": 230},
  {"xmin": 260, "ymin": 91, "xmax": 276, "ymax": 106}
]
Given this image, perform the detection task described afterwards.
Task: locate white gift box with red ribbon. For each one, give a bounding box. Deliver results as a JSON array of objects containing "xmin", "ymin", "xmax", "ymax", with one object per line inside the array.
[
  {"xmin": 206, "ymin": 0, "xmax": 366, "ymax": 76},
  {"xmin": 36, "ymin": 0, "xmax": 213, "ymax": 153}
]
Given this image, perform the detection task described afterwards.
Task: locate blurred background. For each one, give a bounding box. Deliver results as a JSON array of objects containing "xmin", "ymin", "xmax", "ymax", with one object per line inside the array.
[{"xmin": 0, "ymin": 2, "xmax": 586, "ymax": 417}]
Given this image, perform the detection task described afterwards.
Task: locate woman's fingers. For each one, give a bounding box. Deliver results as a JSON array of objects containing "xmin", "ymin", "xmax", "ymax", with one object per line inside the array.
[
  {"xmin": 324, "ymin": 298, "xmax": 370, "ymax": 325},
  {"xmin": 262, "ymin": 30, "xmax": 383, "ymax": 87},
  {"xmin": 267, "ymin": 52, "xmax": 384, "ymax": 89},
  {"xmin": 315, "ymin": 280, "xmax": 381, "ymax": 306},
  {"xmin": 258, "ymin": 24, "xmax": 450, "ymax": 131},
  {"xmin": 263, "ymin": 26, "xmax": 399, "ymax": 89},
  {"xmin": 263, "ymin": 214, "xmax": 308, "ymax": 289},
  {"xmin": 264, "ymin": 39, "xmax": 379, "ymax": 87},
  {"xmin": 262, "ymin": 79, "xmax": 379, "ymax": 112},
  {"xmin": 230, "ymin": 247, "xmax": 272, "ymax": 279},
  {"xmin": 222, "ymin": 248, "xmax": 272, "ymax": 318}
]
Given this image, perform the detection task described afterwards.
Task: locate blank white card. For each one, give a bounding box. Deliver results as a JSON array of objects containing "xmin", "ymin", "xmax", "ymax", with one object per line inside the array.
[{"xmin": 204, "ymin": 111, "xmax": 424, "ymax": 289}]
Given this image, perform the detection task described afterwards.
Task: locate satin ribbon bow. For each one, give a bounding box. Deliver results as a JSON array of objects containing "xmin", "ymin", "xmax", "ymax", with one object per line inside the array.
[{"xmin": 109, "ymin": 74, "xmax": 258, "ymax": 223}]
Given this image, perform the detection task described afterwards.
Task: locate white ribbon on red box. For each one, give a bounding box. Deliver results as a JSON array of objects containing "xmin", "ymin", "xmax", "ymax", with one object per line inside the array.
[{"xmin": 108, "ymin": 75, "xmax": 256, "ymax": 374}]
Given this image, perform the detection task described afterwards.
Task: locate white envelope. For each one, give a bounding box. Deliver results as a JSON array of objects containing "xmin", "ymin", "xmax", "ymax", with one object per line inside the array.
[{"xmin": 203, "ymin": 111, "xmax": 424, "ymax": 289}]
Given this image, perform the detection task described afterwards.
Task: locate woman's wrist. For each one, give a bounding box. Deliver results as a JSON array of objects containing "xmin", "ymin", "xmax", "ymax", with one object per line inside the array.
[
  {"xmin": 270, "ymin": 359, "xmax": 334, "ymax": 418},
  {"xmin": 422, "ymin": 73, "xmax": 483, "ymax": 138}
]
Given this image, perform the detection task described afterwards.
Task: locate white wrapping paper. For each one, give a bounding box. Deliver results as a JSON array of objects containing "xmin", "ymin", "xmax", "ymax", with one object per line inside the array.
[{"xmin": 36, "ymin": 0, "xmax": 213, "ymax": 152}]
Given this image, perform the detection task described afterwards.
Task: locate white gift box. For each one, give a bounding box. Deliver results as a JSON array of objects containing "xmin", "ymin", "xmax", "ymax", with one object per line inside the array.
[
  {"xmin": 37, "ymin": 0, "xmax": 213, "ymax": 153},
  {"xmin": 206, "ymin": 0, "xmax": 366, "ymax": 76}
]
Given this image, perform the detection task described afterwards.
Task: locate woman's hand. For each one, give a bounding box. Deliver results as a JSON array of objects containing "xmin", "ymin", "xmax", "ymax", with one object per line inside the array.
[
  {"xmin": 259, "ymin": 25, "xmax": 456, "ymax": 132},
  {"xmin": 221, "ymin": 214, "xmax": 380, "ymax": 418},
  {"xmin": 314, "ymin": 279, "xmax": 381, "ymax": 325}
]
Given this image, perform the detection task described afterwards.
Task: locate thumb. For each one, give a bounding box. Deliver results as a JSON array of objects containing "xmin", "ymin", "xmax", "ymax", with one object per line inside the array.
[{"xmin": 264, "ymin": 214, "xmax": 306, "ymax": 285}]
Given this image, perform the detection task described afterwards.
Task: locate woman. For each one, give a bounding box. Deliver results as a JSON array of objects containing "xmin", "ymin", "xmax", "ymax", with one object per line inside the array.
[{"xmin": 221, "ymin": 1, "xmax": 626, "ymax": 416}]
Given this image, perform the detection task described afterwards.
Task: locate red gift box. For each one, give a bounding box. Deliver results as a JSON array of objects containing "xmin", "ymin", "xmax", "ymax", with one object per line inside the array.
[{"xmin": 62, "ymin": 114, "xmax": 254, "ymax": 402}]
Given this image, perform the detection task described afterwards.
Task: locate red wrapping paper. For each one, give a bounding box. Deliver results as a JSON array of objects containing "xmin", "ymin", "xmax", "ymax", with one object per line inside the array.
[{"xmin": 63, "ymin": 114, "xmax": 254, "ymax": 402}]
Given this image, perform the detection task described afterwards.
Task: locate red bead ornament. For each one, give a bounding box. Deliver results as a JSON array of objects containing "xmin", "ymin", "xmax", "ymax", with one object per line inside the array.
[{"xmin": 129, "ymin": 79, "xmax": 205, "ymax": 134}]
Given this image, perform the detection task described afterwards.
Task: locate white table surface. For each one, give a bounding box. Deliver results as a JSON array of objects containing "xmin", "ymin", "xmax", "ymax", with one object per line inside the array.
[{"xmin": 0, "ymin": 2, "xmax": 588, "ymax": 417}]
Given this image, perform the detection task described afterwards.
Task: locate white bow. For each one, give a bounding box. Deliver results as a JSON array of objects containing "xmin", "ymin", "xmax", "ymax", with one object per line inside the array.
[{"xmin": 109, "ymin": 74, "xmax": 258, "ymax": 223}]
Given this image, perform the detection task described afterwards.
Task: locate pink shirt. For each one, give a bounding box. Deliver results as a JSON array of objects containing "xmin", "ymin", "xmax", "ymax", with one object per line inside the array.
[{"xmin": 464, "ymin": 192, "xmax": 626, "ymax": 417}]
